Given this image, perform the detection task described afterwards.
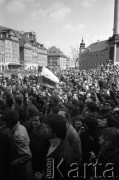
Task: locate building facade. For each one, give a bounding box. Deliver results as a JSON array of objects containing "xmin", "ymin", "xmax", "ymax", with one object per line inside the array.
[
  {"xmin": 47, "ymin": 46, "xmax": 67, "ymax": 71},
  {"xmin": 79, "ymin": 0, "xmax": 119, "ymax": 70},
  {"xmin": 0, "ymin": 28, "xmax": 19, "ymax": 70},
  {"xmin": 37, "ymin": 43, "xmax": 47, "ymax": 67},
  {"xmin": 0, "ymin": 33, "xmax": 5, "ymax": 70},
  {"xmin": 19, "ymin": 34, "xmax": 33, "ymax": 69},
  {"xmin": 79, "ymin": 40, "xmax": 109, "ymax": 70},
  {"xmin": 20, "ymin": 32, "xmax": 47, "ymax": 70}
]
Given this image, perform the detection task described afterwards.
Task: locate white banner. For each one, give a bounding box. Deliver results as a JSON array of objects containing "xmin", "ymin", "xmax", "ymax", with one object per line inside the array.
[{"xmin": 41, "ymin": 67, "xmax": 59, "ymax": 83}]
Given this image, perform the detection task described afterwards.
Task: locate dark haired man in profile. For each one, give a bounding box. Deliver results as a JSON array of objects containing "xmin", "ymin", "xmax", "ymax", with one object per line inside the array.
[{"xmin": 5, "ymin": 109, "xmax": 33, "ymax": 180}]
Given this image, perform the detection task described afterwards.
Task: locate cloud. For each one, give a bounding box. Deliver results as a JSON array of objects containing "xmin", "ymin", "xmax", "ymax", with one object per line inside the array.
[
  {"xmin": 62, "ymin": 24, "xmax": 76, "ymax": 33},
  {"xmin": 6, "ymin": 0, "xmax": 26, "ymax": 13},
  {"xmin": 30, "ymin": 9, "xmax": 46, "ymax": 20},
  {"xmin": 78, "ymin": 24, "xmax": 85, "ymax": 29},
  {"xmin": 30, "ymin": 2, "xmax": 71, "ymax": 22},
  {"xmin": 5, "ymin": 0, "xmax": 38, "ymax": 13},
  {"xmin": 22, "ymin": 0, "xmax": 34, "ymax": 2},
  {"xmin": 61, "ymin": 23, "xmax": 85, "ymax": 34},
  {"xmin": 49, "ymin": 3, "xmax": 71, "ymax": 22},
  {"xmin": 0, "ymin": 0, "xmax": 5, "ymax": 5},
  {"xmin": 45, "ymin": 41, "xmax": 52, "ymax": 49},
  {"xmin": 81, "ymin": 0, "xmax": 98, "ymax": 8}
]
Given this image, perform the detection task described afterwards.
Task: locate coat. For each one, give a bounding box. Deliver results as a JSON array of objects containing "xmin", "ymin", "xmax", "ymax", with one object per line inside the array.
[
  {"xmin": 42, "ymin": 139, "xmax": 75, "ymax": 180},
  {"xmin": 0, "ymin": 125, "xmax": 14, "ymax": 180},
  {"xmin": 10, "ymin": 122, "xmax": 34, "ymax": 180},
  {"xmin": 30, "ymin": 124, "xmax": 50, "ymax": 173},
  {"xmin": 66, "ymin": 123, "xmax": 82, "ymax": 163}
]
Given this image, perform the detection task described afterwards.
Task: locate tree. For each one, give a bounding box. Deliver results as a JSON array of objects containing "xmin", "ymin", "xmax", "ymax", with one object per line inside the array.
[{"xmin": 70, "ymin": 43, "xmax": 80, "ymax": 68}]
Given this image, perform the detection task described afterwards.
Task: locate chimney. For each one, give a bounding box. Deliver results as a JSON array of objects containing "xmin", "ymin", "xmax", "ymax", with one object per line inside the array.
[{"xmin": 113, "ymin": 0, "xmax": 119, "ymax": 35}]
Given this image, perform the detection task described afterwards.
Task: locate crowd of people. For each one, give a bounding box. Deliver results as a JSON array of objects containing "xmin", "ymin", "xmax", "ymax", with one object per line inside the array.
[{"xmin": 1, "ymin": 62, "xmax": 119, "ymax": 180}]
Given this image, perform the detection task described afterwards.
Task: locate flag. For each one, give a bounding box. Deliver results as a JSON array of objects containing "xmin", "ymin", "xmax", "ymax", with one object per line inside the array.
[{"xmin": 39, "ymin": 67, "xmax": 59, "ymax": 88}]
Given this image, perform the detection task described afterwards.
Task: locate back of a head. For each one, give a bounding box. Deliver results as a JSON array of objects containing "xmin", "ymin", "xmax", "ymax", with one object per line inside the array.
[
  {"xmin": 27, "ymin": 103, "xmax": 39, "ymax": 118},
  {"xmin": 5, "ymin": 109, "xmax": 19, "ymax": 127},
  {"xmin": 102, "ymin": 113, "xmax": 119, "ymax": 128},
  {"xmin": 15, "ymin": 96, "xmax": 22, "ymax": 106},
  {"xmin": 86, "ymin": 101, "xmax": 98, "ymax": 112},
  {"xmin": 6, "ymin": 95, "xmax": 13, "ymax": 108},
  {"xmin": 84, "ymin": 114, "xmax": 98, "ymax": 130},
  {"xmin": 102, "ymin": 127, "xmax": 119, "ymax": 146},
  {"xmin": 45, "ymin": 113, "xmax": 66, "ymax": 139},
  {"xmin": 18, "ymin": 107, "xmax": 28, "ymax": 122},
  {"xmin": 50, "ymin": 95, "xmax": 59, "ymax": 106}
]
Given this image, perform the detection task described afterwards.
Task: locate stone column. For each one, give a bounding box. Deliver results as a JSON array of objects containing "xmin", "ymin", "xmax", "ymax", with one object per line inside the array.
[
  {"xmin": 113, "ymin": 0, "xmax": 119, "ymax": 35},
  {"xmin": 113, "ymin": 43, "xmax": 117, "ymax": 65}
]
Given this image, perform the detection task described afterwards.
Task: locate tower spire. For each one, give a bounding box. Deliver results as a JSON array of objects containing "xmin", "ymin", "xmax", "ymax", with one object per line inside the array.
[{"xmin": 80, "ymin": 37, "xmax": 85, "ymax": 53}]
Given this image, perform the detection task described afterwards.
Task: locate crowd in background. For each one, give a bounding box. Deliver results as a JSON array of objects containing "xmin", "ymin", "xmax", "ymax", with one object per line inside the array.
[{"xmin": 1, "ymin": 62, "xmax": 119, "ymax": 180}]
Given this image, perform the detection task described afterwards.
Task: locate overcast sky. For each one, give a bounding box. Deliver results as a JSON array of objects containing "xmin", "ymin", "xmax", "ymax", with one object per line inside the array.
[{"xmin": 0, "ymin": 0, "xmax": 114, "ymax": 56}]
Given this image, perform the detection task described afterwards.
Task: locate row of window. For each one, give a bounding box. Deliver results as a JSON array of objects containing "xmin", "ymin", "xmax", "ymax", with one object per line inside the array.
[
  {"xmin": 32, "ymin": 52, "xmax": 37, "ymax": 56},
  {"xmin": 12, "ymin": 43, "xmax": 19, "ymax": 48},
  {"xmin": 38, "ymin": 55, "xmax": 47, "ymax": 59},
  {"xmin": 82, "ymin": 53, "xmax": 108, "ymax": 58},
  {"xmin": 79, "ymin": 61, "xmax": 104, "ymax": 66},
  {"xmin": 5, "ymin": 41, "xmax": 12, "ymax": 45},
  {"xmin": 12, "ymin": 51, "xmax": 19, "ymax": 55}
]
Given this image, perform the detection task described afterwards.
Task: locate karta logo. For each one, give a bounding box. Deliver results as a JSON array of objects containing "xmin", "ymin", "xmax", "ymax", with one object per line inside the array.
[{"xmin": 45, "ymin": 158, "xmax": 118, "ymax": 179}]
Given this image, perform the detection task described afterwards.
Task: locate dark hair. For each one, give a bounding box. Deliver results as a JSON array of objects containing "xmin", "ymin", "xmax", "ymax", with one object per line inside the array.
[
  {"xmin": 102, "ymin": 113, "xmax": 119, "ymax": 128},
  {"xmin": 49, "ymin": 95, "xmax": 59, "ymax": 106},
  {"xmin": 58, "ymin": 108, "xmax": 72, "ymax": 123},
  {"xmin": 84, "ymin": 114, "xmax": 98, "ymax": 130},
  {"xmin": 86, "ymin": 102, "xmax": 99, "ymax": 113},
  {"xmin": 15, "ymin": 96, "xmax": 22, "ymax": 106},
  {"xmin": 18, "ymin": 108, "xmax": 28, "ymax": 122},
  {"xmin": 6, "ymin": 95, "xmax": 13, "ymax": 108},
  {"xmin": 5, "ymin": 109, "xmax": 19, "ymax": 127},
  {"xmin": 102, "ymin": 127, "xmax": 119, "ymax": 148},
  {"xmin": 75, "ymin": 115, "xmax": 84, "ymax": 123},
  {"xmin": 45, "ymin": 114, "xmax": 66, "ymax": 139}
]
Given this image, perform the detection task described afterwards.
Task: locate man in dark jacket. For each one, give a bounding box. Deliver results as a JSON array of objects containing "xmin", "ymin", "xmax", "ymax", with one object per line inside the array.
[
  {"xmin": 42, "ymin": 114, "xmax": 76, "ymax": 180},
  {"xmin": 30, "ymin": 111, "xmax": 50, "ymax": 176},
  {"xmin": 5, "ymin": 109, "xmax": 33, "ymax": 180},
  {"xmin": 0, "ymin": 124, "xmax": 14, "ymax": 180}
]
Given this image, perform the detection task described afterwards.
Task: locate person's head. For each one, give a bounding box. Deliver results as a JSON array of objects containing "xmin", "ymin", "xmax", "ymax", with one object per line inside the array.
[
  {"xmin": 49, "ymin": 95, "xmax": 59, "ymax": 107},
  {"xmin": 14, "ymin": 96, "xmax": 22, "ymax": 109},
  {"xmin": 18, "ymin": 108, "xmax": 28, "ymax": 122},
  {"xmin": 6, "ymin": 95, "xmax": 13, "ymax": 108},
  {"xmin": 58, "ymin": 108, "xmax": 71, "ymax": 124},
  {"xmin": 99, "ymin": 127, "xmax": 119, "ymax": 150},
  {"xmin": 31, "ymin": 112, "xmax": 43, "ymax": 129},
  {"xmin": 5, "ymin": 109, "xmax": 19, "ymax": 129},
  {"xmin": 84, "ymin": 114, "xmax": 98, "ymax": 130},
  {"xmin": 45, "ymin": 114, "xmax": 66, "ymax": 140},
  {"xmin": 85, "ymin": 101, "xmax": 98, "ymax": 113},
  {"xmin": 74, "ymin": 115, "xmax": 84, "ymax": 130},
  {"xmin": 99, "ymin": 113, "xmax": 119, "ymax": 128}
]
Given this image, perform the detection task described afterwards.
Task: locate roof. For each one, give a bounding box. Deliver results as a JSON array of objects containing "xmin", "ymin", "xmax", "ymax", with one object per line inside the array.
[
  {"xmin": 0, "ymin": 26, "xmax": 47, "ymax": 50},
  {"xmin": 0, "ymin": 26, "xmax": 23, "ymax": 40},
  {"xmin": 82, "ymin": 40, "xmax": 108, "ymax": 54},
  {"xmin": 0, "ymin": 26, "xmax": 10, "ymax": 32},
  {"xmin": 48, "ymin": 46, "xmax": 66, "ymax": 57}
]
